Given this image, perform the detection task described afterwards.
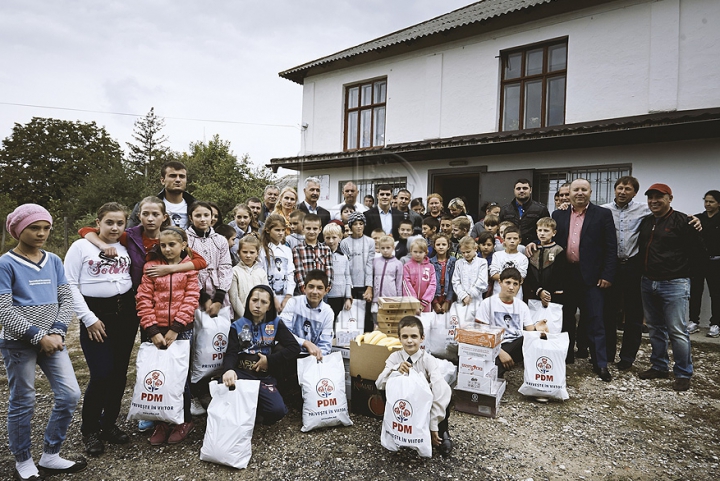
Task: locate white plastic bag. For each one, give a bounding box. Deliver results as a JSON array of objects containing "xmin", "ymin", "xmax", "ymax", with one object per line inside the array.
[
  {"xmin": 200, "ymin": 380, "xmax": 260, "ymax": 469},
  {"xmin": 518, "ymin": 331, "xmax": 570, "ymax": 400},
  {"xmin": 127, "ymin": 340, "xmax": 190, "ymax": 424},
  {"xmin": 191, "ymin": 306, "xmax": 232, "ymax": 383},
  {"xmin": 424, "ymin": 311, "xmax": 458, "ymax": 361},
  {"xmin": 381, "ymin": 370, "xmax": 433, "ymax": 458},
  {"xmin": 336, "ymin": 302, "xmax": 364, "ymax": 330},
  {"xmin": 527, "ymin": 300, "xmax": 563, "ymax": 334},
  {"xmin": 297, "ymin": 352, "xmax": 353, "ymax": 432}
]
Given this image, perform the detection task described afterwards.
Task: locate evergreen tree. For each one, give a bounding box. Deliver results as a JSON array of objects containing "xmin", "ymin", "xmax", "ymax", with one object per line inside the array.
[{"xmin": 126, "ymin": 107, "xmax": 170, "ymax": 194}]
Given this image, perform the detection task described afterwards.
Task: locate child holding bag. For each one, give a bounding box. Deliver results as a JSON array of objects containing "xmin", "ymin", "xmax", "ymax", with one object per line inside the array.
[{"xmin": 136, "ymin": 227, "xmax": 200, "ymax": 445}]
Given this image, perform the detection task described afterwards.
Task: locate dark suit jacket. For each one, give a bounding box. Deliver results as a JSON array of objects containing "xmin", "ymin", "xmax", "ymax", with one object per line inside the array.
[
  {"xmin": 364, "ymin": 207, "xmax": 404, "ymax": 240},
  {"xmin": 552, "ymin": 203, "xmax": 617, "ymax": 286},
  {"xmin": 296, "ymin": 202, "xmax": 331, "ymax": 227}
]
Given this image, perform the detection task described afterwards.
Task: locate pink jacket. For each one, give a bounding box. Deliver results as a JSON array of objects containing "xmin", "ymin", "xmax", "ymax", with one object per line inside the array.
[
  {"xmin": 402, "ymin": 257, "xmax": 437, "ymax": 312},
  {"xmin": 136, "ymin": 257, "xmax": 200, "ymax": 337}
]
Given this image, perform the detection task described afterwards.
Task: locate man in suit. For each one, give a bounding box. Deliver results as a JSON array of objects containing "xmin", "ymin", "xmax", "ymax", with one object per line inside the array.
[
  {"xmin": 363, "ymin": 184, "xmax": 404, "ymax": 240},
  {"xmin": 297, "ymin": 177, "xmax": 331, "ymax": 226},
  {"xmin": 552, "ymin": 178, "xmax": 617, "ymax": 382}
]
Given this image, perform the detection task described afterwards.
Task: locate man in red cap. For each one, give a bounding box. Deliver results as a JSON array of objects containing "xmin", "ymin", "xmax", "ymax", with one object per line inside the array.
[{"xmin": 637, "ymin": 183, "xmax": 706, "ymax": 391}]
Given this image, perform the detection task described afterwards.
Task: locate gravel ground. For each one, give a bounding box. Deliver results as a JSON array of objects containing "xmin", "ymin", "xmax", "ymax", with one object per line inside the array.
[{"xmin": 1, "ymin": 325, "xmax": 719, "ymax": 481}]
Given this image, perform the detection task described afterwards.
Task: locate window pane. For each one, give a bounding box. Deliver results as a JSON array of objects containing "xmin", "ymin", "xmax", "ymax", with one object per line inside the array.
[
  {"xmin": 502, "ymin": 83, "xmax": 521, "ymax": 131},
  {"xmin": 374, "ymin": 81, "xmax": 386, "ymax": 103},
  {"xmin": 545, "ymin": 76, "xmax": 566, "ymax": 126},
  {"xmin": 504, "ymin": 52, "xmax": 522, "ymax": 80},
  {"xmin": 361, "ymin": 84, "xmax": 372, "ymax": 106},
  {"xmin": 347, "ymin": 111, "xmax": 358, "ymax": 149},
  {"xmin": 373, "ymin": 107, "xmax": 385, "ymax": 146},
  {"xmin": 348, "ymin": 87, "xmax": 359, "ymax": 109},
  {"xmin": 526, "ymin": 48, "xmax": 544, "ymax": 76},
  {"xmin": 548, "ymin": 44, "xmax": 567, "ymax": 72},
  {"xmin": 524, "ymin": 80, "xmax": 542, "ymax": 129},
  {"xmin": 360, "ymin": 109, "xmax": 371, "ymax": 148}
]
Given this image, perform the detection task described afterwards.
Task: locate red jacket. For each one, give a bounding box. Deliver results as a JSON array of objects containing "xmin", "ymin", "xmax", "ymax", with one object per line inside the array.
[{"xmin": 136, "ymin": 257, "xmax": 200, "ymax": 337}]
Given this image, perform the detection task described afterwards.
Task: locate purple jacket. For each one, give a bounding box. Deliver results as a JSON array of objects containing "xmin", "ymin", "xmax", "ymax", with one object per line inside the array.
[{"xmin": 126, "ymin": 226, "xmax": 149, "ymax": 290}]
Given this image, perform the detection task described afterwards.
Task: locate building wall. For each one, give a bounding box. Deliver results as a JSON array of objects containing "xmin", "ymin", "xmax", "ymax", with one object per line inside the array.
[{"xmin": 299, "ymin": 0, "xmax": 720, "ymax": 156}]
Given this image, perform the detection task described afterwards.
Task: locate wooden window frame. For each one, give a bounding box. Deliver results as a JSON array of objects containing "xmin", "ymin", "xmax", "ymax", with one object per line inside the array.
[
  {"xmin": 498, "ymin": 37, "xmax": 568, "ymax": 132},
  {"xmin": 343, "ymin": 77, "xmax": 387, "ymax": 151}
]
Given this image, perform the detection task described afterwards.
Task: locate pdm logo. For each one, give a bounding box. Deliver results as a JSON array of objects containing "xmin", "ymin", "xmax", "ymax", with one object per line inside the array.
[
  {"xmin": 144, "ymin": 370, "xmax": 164, "ymax": 393},
  {"xmin": 536, "ymin": 356, "xmax": 553, "ymax": 374},
  {"xmin": 393, "ymin": 399, "xmax": 413, "ymax": 423},
  {"xmin": 212, "ymin": 333, "xmax": 227, "ymax": 352},
  {"xmin": 316, "ymin": 378, "xmax": 335, "ymax": 398}
]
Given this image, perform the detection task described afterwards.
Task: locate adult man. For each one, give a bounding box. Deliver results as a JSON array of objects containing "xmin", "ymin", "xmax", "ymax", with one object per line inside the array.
[
  {"xmin": 330, "ymin": 181, "xmax": 368, "ymax": 220},
  {"xmin": 555, "ymin": 183, "xmax": 571, "ymax": 210},
  {"xmin": 245, "ymin": 196, "xmax": 264, "ymax": 229},
  {"xmin": 499, "ymin": 179, "xmax": 550, "ymax": 245},
  {"xmin": 363, "ymin": 185, "xmax": 404, "ymax": 240},
  {"xmin": 364, "ymin": 195, "xmax": 375, "ymax": 209},
  {"xmin": 395, "ymin": 188, "xmax": 423, "ymax": 235},
  {"xmin": 129, "ymin": 161, "xmax": 195, "ymax": 228},
  {"xmin": 601, "ymin": 176, "xmax": 649, "ymax": 370},
  {"xmin": 296, "ymin": 177, "xmax": 331, "ymax": 228},
  {"xmin": 638, "ymin": 183, "xmax": 705, "ymax": 391},
  {"xmin": 260, "ymin": 185, "xmax": 280, "ymax": 222},
  {"xmin": 553, "ymin": 179, "xmax": 617, "ymax": 382}
]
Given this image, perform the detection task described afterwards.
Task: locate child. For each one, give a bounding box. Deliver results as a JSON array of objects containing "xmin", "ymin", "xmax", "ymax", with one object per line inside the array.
[
  {"xmin": 208, "ymin": 202, "xmax": 223, "ymax": 229},
  {"xmin": 228, "ymin": 235, "xmax": 269, "ymax": 318},
  {"xmin": 65, "ymin": 203, "xmax": 137, "ymax": 456},
  {"xmin": 394, "ymin": 219, "xmax": 414, "ymax": 259},
  {"xmin": 376, "ymin": 316, "xmax": 452, "ymax": 456},
  {"xmin": 373, "ymin": 236, "xmax": 404, "ymax": 318},
  {"xmin": 340, "ymin": 212, "xmax": 375, "ymax": 332},
  {"xmin": 136, "ymin": 227, "xmax": 200, "ymax": 445},
  {"xmin": 429, "ymin": 233, "xmax": 456, "ymax": 314},
  {"xmin": 525, "ymin": 217, "xmax": 566, "ymax": 306},
  {"xmin": 495, "ymin": 221, "xmax": 515, "ymax": 252},
  {"xmin": 214, "ymin": 224, "xmax": 239, "ymax": 266},
  {"xmin": 449, "ymin": 216, "xmax": 471, "ymax": 259},
  {"xmin": 222, "ymin": 285, "xmax": 301, "ymax": 425},
  {"xmin": 292, "ymin": 213, "xmax": 333, "ymax": 294},
  {"xmin": 229, "ymin": 203, "xmax": 253, "ymax": 255},
  {"xmin": 477, "ymin": 231, "xmax": 496, "ymax": 298},
  {"xmin": 421, "ymin": 217, "xmax": 440, "ymax": 241},
  {"xmin": 1, "ymin": 205, "xmax": 85, "ymax": 478},
  {"xmin": 286, "ymin": 210, "xmax": 306, "ymax": 251},
  {"xmin": 452, "ymin": 236, "xmax": 488, "ymax": 323},
  {"xmin": 259, "ymin": 214, "xmax": 296, "ymax": 312},
  {"xmin": 323, "ymin": 223, "xmax": 352, "ymax": 318},
  {"xmin": 403, "ymin": 238, "xmax": 437, "ymax": 313},
  {"xmin": 280, "ymin": 270, "xmax": 334, "ymax": 359},
  {"xmin": 339, "ymin": 203, "xmax": 356, "ymax": 225},
  {"xmin": 476, "ymin": 267, "xmax": 546, "ymax": 378},
  {"xmin": 482, "ymin": 214, "xmax": 500, "ymax": 241},
  {"xmin": 371, "ymin": 228, "xmax": 386, "ymax": 258},
  {"xmin": 439, "ymin": 214, "xmax": 453, "ymax": 238},
  {"xmin": 490, "ymin": 226, "xmax": 528, "ymax": 299}
]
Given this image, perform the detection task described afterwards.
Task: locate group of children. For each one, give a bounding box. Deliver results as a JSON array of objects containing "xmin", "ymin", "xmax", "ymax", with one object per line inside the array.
[{"xmin": 1, "ymin": 195, "xmax": 569, "ymax": 476}]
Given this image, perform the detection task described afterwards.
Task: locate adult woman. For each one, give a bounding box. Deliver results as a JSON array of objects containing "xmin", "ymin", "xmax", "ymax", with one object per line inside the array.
[
  {"xmin": 424, "ymin": 194, "xmax": 445, "ymax": 220},
  {"xmin": 689, "ymin": 190, "xmax": 720, "ymax": 337},
  {"xmin": 273, "ymin": 187, "xmax": 298, "ymax": 234},
  {"xmin": 447, "ymin": 197, "xmax": 474, "ymax": 225},
  {"xmin": 411, "ymin": 198, "xmax": 425, "ymax": 215}
]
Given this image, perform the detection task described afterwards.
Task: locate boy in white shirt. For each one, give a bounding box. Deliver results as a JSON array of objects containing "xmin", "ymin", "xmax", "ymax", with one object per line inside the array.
[
  {"xmin": 489, "ymin": 226, "xmax": 528, "ymax": 299},
  {"xmin": 451, "ymin": 236, "xmax": 488, "ymax": 325}
]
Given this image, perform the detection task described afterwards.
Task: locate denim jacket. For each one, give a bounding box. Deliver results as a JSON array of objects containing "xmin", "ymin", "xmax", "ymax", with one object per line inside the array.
[{"xmin": 429, "ymin": 255, "xmax": 455, "ymax": 301}]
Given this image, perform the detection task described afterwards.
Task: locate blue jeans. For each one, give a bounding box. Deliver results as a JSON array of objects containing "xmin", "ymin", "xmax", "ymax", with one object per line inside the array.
[
  {"xmin": 0, "ymin": 340, "xmax": 81, "ymax": 462},
  {"xmin": 641, "ymin": 277, "xmax": 693, "ymax": 378}
]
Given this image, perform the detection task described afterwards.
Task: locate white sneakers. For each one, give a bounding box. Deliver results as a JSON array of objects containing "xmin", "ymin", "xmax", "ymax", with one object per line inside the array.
[
  {"xmin": 190, "ymin": 398, "xmax": 206, "ymax": 416},
  {"xmin": 687, "ymin": 321, "xmax": 700, "ymax": 334},
  {"xmin": 708, "ymin": 325, "xmax": 720, "ymax": 338}
]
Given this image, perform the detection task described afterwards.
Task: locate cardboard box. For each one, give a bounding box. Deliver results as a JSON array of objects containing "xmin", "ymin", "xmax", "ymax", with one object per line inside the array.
[
  {"xmin": 378, "ymin": 297, "xmax": 422, "ymax": 310},
  {"xmin": 458, "ymin": 343, "xmax": 501, "ymax": 361},
  {"xmin": 377, "ymin": 309, "xmax": 416, "ymax": 322},
  {"xmin": 350, "ymin": 376, "xmax": 386, "ymax": 419},
  {"xmin": 349, "ymin": 342, "xmax": 401, "ymax": 380},
  {"xmin": 456, "ymin": 326, "xmax": 504, "ymax": 348},
  {"xmin": 454, "ymin": 380, "xmax": 506, "ymax": 418},
  {"xmin": 456, "ymin": 371, "xmax": 497, "ymax": 394},
  {"xmin": 458, "ymin": 357, "xmax": 497, "ymax": 378}
]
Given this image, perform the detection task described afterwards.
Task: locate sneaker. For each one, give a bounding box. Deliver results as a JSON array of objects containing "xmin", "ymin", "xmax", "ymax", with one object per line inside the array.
[
  {"xmin": 190, "ymin": 398, "xmax": 206, "ymax": 416},
  {"xmin": 708, "ymin": 325, "xmax": 720, "ymax": 338},
  {"xmin": 100, "ymin": 425, "xmax": 129, "ymax": 444},
  {"xmin": 687, "ymin": 321, "xmax": 700, "ymax": 334},
  {"xmin": 167, "ymin": 421, "xmax": 195, "ymax": 444},
  {"xmin": 149, "ymin": 422, "xmax": 171, "ymax": 446},
  {"xmin": 673, "ymin": 378, "xmax": 691, "ymax": 391},
  {"xmin": 83, "ymin": 432, "xmax": 104, "ymax": 456},
  {"xmin": 638, "ymin": 368, "xmax": 669, "ymax": 380},
  {"xmin": 138, "ymin": 420, "xmax": 155, "ymax": 433},
  {"xmin": 535, "ymin": 397, "xmax": 549, "ymax": 403}
]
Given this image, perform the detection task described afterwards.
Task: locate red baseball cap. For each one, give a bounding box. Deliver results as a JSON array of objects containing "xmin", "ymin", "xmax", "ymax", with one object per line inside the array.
[{"xmin": 644, "ymin": 183, "xmax": 672, "ymax": 196}]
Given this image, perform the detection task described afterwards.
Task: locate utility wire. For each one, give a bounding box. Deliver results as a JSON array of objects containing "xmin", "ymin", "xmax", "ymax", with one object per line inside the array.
[{"xmin": 0, "ymin": 101, "xmax": 298, "ymax": 129}]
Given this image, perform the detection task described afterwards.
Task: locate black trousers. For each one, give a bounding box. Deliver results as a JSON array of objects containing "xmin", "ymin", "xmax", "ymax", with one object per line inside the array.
[
  {"xmin": 604, "ymin": 255, "xmax": 644, "ymax": 363},
  {"xmin": 351, "ymin": 287, "xmax": 374, "ymax": 332},
  {"xmin": 690, "ymin": 258, "xmax": 720, "ymax": 327},
  {"xmin": 495, "ymin": 337, "xmax": 524, "ymax": 378}
]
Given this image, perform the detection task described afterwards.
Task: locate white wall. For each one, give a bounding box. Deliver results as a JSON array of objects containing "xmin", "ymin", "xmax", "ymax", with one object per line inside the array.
[{"xmin": 298, "ymin": 0, "xmax": 720, "ymax": 156}]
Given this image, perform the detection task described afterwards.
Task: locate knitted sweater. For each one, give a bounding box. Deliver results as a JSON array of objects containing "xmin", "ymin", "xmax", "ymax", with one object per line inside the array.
[
  {"xmin": 228, "ymin": 261, "xmax": 269, "ymax": 318},
  {"xmin": 340, "ymin": 235, "xmax": 375, "ymax": 288}
]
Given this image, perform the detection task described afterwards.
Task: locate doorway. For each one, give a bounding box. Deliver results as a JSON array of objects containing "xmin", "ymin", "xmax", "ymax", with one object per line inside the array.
[{"xmin": 429, "ymin": 169, "xmax": 481, "ymax": 220}]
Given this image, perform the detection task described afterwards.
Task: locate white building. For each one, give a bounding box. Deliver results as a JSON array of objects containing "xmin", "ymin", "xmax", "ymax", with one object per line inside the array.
[{"xmin": 271, "ymin": 0, "xmax": 720, "ymax": 219}]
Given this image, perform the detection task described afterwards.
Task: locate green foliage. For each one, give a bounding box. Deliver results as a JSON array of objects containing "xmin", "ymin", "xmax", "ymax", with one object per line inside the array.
[{"xmin": 181, "ymin": 135, "xmax": 275, "ymax": 217}]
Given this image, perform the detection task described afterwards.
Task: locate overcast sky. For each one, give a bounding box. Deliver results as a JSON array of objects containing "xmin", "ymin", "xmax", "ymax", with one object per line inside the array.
[{"xmin": 0, "ymin": 0, "xmax": 474, "ymax": 170}]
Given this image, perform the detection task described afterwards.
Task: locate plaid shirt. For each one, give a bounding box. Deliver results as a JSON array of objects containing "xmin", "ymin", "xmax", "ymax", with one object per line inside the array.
[{"xmin": 292, "ymin": 241, "xmax": 334, "ymax": 289}]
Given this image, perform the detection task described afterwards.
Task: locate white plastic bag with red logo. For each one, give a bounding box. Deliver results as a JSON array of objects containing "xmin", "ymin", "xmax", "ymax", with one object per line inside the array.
[
  {"xmin": 527, "ymin": 300, "xmax": 563, "ymax": 334},
  {"xmin": 200, "ymin": 379, "xmax": 259, "ymax": 469},
  {"xmin": 381, "ymin": 370, "xmax": 433, "ymax": 458},
  {"xmin": 127, "ymin": 340, "xmax": 190, "ymax": 424},
  {"xmin": 191, "ymin": 306, "xmax": 232, "ymax": 383},
  {"xmin": 518, "ymin": 331, "xmax": 570, "ymax": 400},
  {"xmin": 297, "ymin": 351, "xmax": 352, "ymax": 432}
]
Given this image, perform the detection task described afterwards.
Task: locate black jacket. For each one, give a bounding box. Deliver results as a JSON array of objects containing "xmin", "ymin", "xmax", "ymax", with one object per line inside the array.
[
  {"xmin": 499, "ymin": 199, "xmax": 550, "ymax": 245},
  {"xmin": 524, "ymin": 244, "xmax": 567, "ymax": 301},
  {"xmin": 639, "ymin": 209, "xmax": 706, "ymax": 280},
  {"xmin": 364, "ymin": 207, "xmax": 404, "ymax": 240}
]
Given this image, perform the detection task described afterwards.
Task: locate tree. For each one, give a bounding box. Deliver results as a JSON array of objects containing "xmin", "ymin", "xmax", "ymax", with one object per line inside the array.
[
  {"xmin": 181, "ymin": 135, "xmax": 275, "ymax": 216},
  {"xmin": 126, "ymin": 107, "xmax": 171, "ymax": 195}
]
